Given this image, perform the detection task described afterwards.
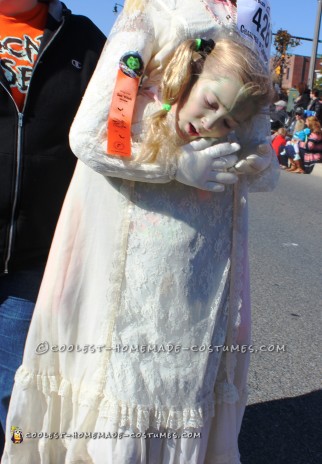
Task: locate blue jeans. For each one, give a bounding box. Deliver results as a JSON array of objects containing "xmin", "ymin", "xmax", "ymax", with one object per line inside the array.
[{"xmin": 0, "ymin": 266, "xmax": 44, "ymax": 453}]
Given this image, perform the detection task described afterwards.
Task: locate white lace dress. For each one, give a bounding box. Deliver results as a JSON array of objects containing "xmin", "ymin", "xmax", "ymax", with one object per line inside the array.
[{"xmin": 2, "ymin": 1, "xmax": 277, "ymax": 463}]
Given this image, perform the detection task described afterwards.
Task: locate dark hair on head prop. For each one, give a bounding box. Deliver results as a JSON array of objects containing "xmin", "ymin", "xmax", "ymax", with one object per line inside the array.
[{"xmin": 195, "ymin": 38, "xmax": 215, "ymax": 55}]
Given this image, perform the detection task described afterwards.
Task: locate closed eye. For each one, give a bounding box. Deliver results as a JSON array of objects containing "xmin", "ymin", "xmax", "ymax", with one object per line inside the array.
[{"xmin": 205, "ymin": 98, "xmax": 219, "ymax": 110}]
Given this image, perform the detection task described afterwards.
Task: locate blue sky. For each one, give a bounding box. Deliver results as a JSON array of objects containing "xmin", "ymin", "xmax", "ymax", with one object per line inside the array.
[{"xmin": 65, "ymin": 0, "xmax": 321, "ymax": 58}]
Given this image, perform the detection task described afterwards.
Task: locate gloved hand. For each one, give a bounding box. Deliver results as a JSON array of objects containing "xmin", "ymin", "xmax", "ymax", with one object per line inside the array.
[
  {"xmin": 228, "ymin": 142, "xmax": 273, "ymax": 175},
  {"xmin": 174, "ymin": 139, "xmax": 240, "ymax": 192},
  {"xmin": 231, "ymin": 113, "xmax": 274, "ymax": 175}
]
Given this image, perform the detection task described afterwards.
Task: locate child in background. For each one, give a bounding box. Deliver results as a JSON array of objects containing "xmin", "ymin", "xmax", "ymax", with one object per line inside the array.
[
  {"xmin": 272, "ymin": 127, "xmax": 288, "ymax": 168},
  {"xmin": 291, "ymin": 107, "xmax": 306, "ymax": 134},
  {"xmin": 282, "ymin": 127, "xmax": 310, "ymax": 173},
  {"xmin": 283, "ymin": 116, "xmax": 319, "ymax": 173},
  {"xmin": 300, "ymin": 119, "xmax": 322, "ymax": 172}
]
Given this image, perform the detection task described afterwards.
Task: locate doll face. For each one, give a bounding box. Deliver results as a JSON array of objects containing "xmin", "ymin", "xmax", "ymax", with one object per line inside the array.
[{"xmin": 176, "ymin": 75, "xmax": 253, "ymax": 142}]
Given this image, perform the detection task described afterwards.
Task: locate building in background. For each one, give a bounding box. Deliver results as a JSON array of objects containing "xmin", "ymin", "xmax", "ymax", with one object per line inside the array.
[{"xmin": 273, "ymin": 55, "xmax": 322, "ymax": 90}]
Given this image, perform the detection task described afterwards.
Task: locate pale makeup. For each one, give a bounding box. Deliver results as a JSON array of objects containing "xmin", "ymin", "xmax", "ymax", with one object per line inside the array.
[{"xmin": 176, "ymin": 75, "xmax": 253, "ymax": 142}]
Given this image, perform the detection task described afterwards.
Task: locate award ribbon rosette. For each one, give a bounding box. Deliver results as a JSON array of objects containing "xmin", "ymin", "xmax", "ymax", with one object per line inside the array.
[{"xmin": 107, "ymin": 51, "xmax": 144, "ymax": 157}]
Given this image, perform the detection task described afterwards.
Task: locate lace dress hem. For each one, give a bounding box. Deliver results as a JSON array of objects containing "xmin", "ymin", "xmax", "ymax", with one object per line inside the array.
[{"xmin": 15, "ymin": 365, "xmax": 246, "ymax": 431}]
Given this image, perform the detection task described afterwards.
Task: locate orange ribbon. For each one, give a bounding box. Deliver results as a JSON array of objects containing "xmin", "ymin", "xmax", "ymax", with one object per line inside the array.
[{"xmin": 107, "ymin": 69, "xmax": 140, "ymax": 158}]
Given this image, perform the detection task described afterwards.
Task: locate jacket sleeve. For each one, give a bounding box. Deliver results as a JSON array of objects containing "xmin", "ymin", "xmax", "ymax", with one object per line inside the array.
[{"xmin": 69, "ymin": 3, "xmax": 175, "ymax": 183}]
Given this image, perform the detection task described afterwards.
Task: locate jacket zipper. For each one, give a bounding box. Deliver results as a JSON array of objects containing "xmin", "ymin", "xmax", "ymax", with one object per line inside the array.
[
  {"xmin": 3, "ymin": 16, "xmax": 66, "ymax": 274},
  {"xmin": 4, "ymin": 111, "xmax": 23, "ymax": 274}
]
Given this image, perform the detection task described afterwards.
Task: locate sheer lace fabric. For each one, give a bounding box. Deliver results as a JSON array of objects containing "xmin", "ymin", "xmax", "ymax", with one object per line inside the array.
[
  {"xmin": 4, "ymin": 163, "xmax": 251, "ymax": 463},
  {"xmin": 3, "ymin": 0, "xmax": 277, "ymax": 463}
]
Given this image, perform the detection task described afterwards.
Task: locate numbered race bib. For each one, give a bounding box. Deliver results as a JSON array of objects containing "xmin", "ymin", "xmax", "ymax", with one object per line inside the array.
[{"xmin": 237, "ymin": 0, "xmax": 271, "ymax": 68}]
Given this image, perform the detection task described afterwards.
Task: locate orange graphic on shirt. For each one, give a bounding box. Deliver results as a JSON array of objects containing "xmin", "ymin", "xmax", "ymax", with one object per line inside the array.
[{"xmin": 0, "ymin": 3, "xmax": 48, "ymax": 110}]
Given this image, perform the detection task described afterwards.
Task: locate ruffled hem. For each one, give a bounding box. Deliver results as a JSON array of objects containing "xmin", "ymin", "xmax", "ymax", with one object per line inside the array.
[
  {"xmin": 15, "ymin": 366, "xmax": 243, "ymax": 431},
  {"xmin": 99, "ymin": 397, "xmax": 214, "ymax": 430},
  {"xmin": 15, "ymin": 366, "xmax": 102, "ymax": 409}
]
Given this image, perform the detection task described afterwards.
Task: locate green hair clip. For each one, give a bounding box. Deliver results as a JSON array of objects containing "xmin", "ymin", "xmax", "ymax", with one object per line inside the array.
[
  {"xmin": 162, "ymin": 103, "xmax": 172, "ymax": 112},
  {"xmin": 195, "ymin": 38, "xmax": 215, "ymax": 54},
  {"xmin": 195, "ymin": 38, "xmax": 202, "ymax": 51}
]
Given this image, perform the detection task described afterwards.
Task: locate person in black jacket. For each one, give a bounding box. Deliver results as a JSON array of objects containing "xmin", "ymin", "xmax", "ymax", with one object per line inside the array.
[
  {"xmin": 294, "ymin": 82, "xmax": 311, "ymax": 110},
  {"xmin": 0, "ymin": 0, "xmax": 105, "ymax": 454},
  {"xmin": 308, "ymin": 88, "xmax": 322, "ymax": 124}
]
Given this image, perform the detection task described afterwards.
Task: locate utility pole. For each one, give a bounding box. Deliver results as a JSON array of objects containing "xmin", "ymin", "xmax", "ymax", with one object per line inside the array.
[
  {"xmin": 308, "ymin": 0, "xmax": 322, "ymax": 89},
  {"xmin": 279, "ymin": 49, "xmax": 286, "ymax": 89}
]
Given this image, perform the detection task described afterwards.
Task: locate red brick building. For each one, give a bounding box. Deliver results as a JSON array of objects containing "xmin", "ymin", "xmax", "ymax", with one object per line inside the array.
[{"xmin": 273, "ymin": 54, "xmax": 322, "ymax": 89}]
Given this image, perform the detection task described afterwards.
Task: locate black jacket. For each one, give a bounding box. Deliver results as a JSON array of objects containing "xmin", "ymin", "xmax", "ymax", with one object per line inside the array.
[
  {"xmin": 308, "ymin": 98, "xmax": 322, "ymax": 124},
  {"xmin": 270, "ymin": 109, "xmax": 288, "ymax": 131},
  {"xmin": 294, "ymin": 90, "xmax": 311, "ymax": 111},
  {"xmin": 0, "ymin": 2, "xmax": 106, "ymax": 273}
]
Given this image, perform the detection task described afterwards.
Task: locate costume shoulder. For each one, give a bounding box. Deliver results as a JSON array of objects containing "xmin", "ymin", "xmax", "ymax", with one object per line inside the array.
[
  {"xmin": 69, "ymin": 0, "xmax": 176, "ymax": 182},
  {"xmin": 123, "ymin": 0, "xmax": 177, "ymax": 13},
  {"xmin": 124, "ymin": 0, "xmax": 148, "ymax": 13}
]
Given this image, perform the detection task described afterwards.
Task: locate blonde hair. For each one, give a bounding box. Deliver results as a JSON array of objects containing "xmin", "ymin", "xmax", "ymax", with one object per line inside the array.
[
  {"xmin": 308, "ymin": 120, "xmax": 322, "ymax": 136},
  {"xmin": 306, "ymin": 115, "xmax": 319, "ymax": 126},
  {"xmin": 139, "ymin": 35, "xmax": 273, "ymax": 164}
]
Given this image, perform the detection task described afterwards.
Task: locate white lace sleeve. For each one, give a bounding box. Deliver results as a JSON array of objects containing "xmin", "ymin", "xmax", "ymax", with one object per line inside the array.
[
  {"xmin": 234, "ymin": 112, "xmax": 280, "ymax": 192},
  {"xmin": 69, "ymin": 5, "xmax": 175, "ymax": 183}
]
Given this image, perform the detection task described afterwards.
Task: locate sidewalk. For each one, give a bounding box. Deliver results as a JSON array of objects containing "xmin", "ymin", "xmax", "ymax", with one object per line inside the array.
[{"xmin": 311, "ymin": 163, "xmax": 322, "ymax": 178}]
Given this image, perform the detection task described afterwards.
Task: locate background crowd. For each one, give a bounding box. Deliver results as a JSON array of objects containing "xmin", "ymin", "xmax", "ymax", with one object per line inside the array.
[{"xmin": 270, "ymin": 82, "xmax": 322, "ymax": 174}]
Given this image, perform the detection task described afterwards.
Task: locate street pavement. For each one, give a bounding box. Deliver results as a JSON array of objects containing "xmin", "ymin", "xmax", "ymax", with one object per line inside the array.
[
  {"xmin": 311, "ymin": 162, "xmax": 322, "ymax": 179},
  {"xmin": 239, "ymin": 167, "xmax": 322, "ymax": 464}
]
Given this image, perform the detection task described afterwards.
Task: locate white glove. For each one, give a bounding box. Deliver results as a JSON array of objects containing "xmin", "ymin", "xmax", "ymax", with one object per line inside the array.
[
  {"xmin": 228, "ymin": 142, "xmax": 273, "ymax": 175},
  {"xmin": 231, "ymin": 112, "xmax": 273, "ymax": 175},
  {"xmin": 174, "ymin": 140, "xmax": 240, "ymax": 192}
]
